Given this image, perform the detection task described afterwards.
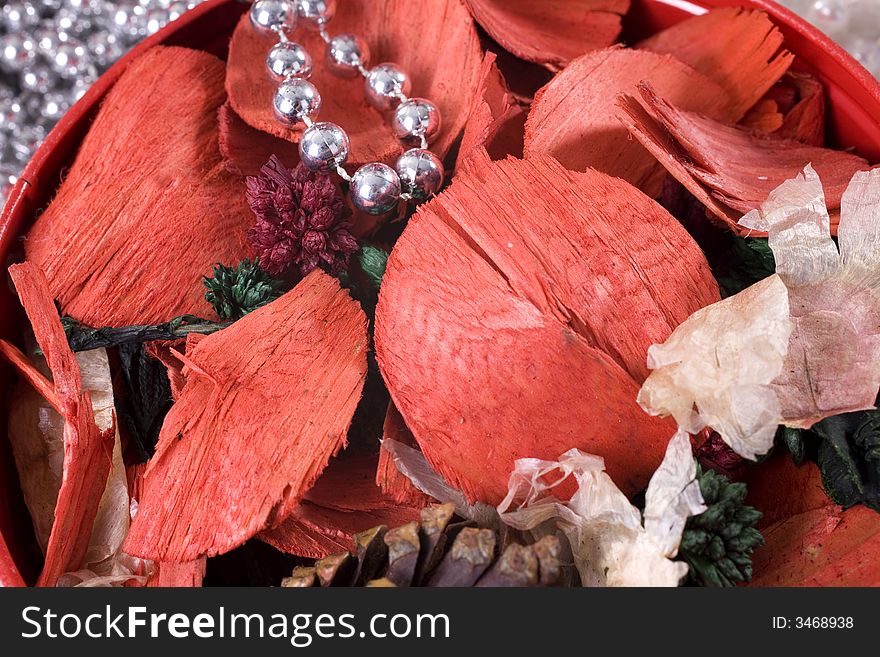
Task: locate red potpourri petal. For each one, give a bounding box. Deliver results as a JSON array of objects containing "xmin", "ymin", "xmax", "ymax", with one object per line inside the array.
[
  {"xmin": 464, "ymin": 0, "xmax": 630, "ymax": 71},
  {"xmin": 24, "ymin": 46, "xmax": 254, "ymax": 327},
  {"xmin": 617, "ymin": 83, "xmax": 872, "ymax": 234},
  {"xmin": 376, "ymin": 404, "xmax": 433, "ymax": 508},
  {"xmin": 636, "ymin": 8, "xmax": 793, "ymax": 121},
  {"xmin": 124, "ymin": 271, "xmax": 368, "ymax": 562},
  {"xmin": 747, "ymin": 456, "xmax": 880, "ymax": 587},
  {"xmin": 524, "ymin": 47, "xmax": 732, "ymax": 195},
  {"xmin": 374, "ymin": 151, "xmax": 719, "ymax": 504},
  {"xmin": 456, "ymin": 52, "xmax": 526, "ymax": 170},
  {"xmin": 4, "ymin": 263, "xmax": 114, "ymax": 587},
  {"xmin": 260, "ymin": 450, "xmax": 422, "ymax": 558}
]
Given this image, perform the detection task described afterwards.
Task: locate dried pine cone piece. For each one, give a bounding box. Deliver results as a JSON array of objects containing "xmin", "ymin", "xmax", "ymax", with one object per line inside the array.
[{"xmin": 280, "ymin": 503, "xmax": 573, "ymax": 587}]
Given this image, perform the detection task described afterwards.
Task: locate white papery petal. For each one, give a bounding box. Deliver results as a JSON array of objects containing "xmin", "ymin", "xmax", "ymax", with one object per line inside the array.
[
  {"xmin": 644, "ymin": 430, "xmax": 706, "ymax": 556},
  {"xmin": 740, "ymin": 164, "xmax": 840, "ymax": 287},
  {"xmin": 383, "ymin": 438, "xmax": 499, "ymax": 528},
  {"xmin": 838, "ymin": 168, "xmax": 880, "ymax": 281},
  {"xmin": 497, "ymin": 436, "xmax": 702, "ymax": 587},
  {"xmin": 638, "ymin": 275, "xmax": 792, "ymax": 459}
]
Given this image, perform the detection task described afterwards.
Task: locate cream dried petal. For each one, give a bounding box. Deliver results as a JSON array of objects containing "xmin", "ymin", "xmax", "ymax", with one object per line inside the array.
[
  {"xmin": 7, "ymin": 344, "xmax": 130, "ymax": 568},
  {"xmin": 498, "ymin": 435, "xmax": 702, "ymax": 587},
  {"xmin": 740, "ymin": 164, "xmax": 840, "ymax": 287},
  {"xmin": 838, "ymin": 168, "xmax": 880, "ymax": 284},
  {"xmin": 638, "ymin": 275, "xmax": 792, "ymax": 459},
  {"xmin": 643, "ymin": 430, "xmax": 706, "ymax": 556}
]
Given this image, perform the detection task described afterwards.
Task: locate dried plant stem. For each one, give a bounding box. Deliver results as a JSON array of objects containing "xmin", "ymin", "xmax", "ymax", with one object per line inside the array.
[{"xmin": 63, "ymin": 316, "xmax": 230, "ymax": 352}]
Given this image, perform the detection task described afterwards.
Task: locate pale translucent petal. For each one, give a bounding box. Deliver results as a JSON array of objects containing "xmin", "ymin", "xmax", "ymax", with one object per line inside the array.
[
  {"xmin": 644, "ymin": 430, "xmax": 706, "ymax": 556},
  {"xmin": 838, "ymin": 168, "xmax": 880, "ymax": 281},
  {"xmin": 638, "ymin": 275, "xmax": 792, "ymax": 459},
  {"xmin": 7, "ymin": 344, "xmax": 130, "ymax": 566},
  {"xmin": 740, "ymin": 164, "xmax": 840, "ymax": 287},
  {"xmin": 498, "ymin": 437, "xmax": 702, "ymax": 587},
  {"xmin": 382, "ymin": 438, "xmax": 499, "ymax": 528}
]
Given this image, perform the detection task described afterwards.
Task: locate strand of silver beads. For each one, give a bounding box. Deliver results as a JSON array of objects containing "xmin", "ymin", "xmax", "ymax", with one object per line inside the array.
[{"xmin": 250, "ymin": 0, "xmax": 444, "ymax": 215}]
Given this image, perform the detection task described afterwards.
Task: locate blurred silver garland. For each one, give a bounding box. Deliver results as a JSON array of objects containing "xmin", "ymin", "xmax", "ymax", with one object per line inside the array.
[
  {"xmin": 0, "ymin": 0, "xmax": 877, "ymax": 207},
  {"xmin": 0, "ymin": 0, "xmax": 205, "ymax": 204}
]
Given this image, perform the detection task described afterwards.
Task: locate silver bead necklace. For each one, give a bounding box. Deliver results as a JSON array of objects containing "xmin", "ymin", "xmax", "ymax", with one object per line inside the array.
[{"xmin": 250, "ymin": 0, "xmax": 445, "ymax": 216}]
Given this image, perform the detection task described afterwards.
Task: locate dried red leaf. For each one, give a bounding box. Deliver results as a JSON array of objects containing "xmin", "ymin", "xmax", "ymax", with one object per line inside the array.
[
  {"xmin": 225, "ymin": 0, "xmax": 482, "ymax": 168},
  {"xmin": 146, "ymin": 560, "xmax": 206, "ymax": 587},
  {"xmin": 260, "ymin": 450, "xmax": 421, "ymax": 558},
  {"xmin": 124, "ymin": 271, "xmax": 368, "ymax": 562},
  {"xmin": 5, "ymin": 263, "xmax": 114, "ymax": 587},
  {"xmin": 740, "ymin": 99, "xmax": 784, "ymax": 134},
  {"xmin": 456, "ymin": 52, "xmax": 526, "ymax": 170},
  {"xmin": 24, "ymin": 47, "xmax": 253, "ymax": 327},
  {"xmin": 637, "ymin": 8, "xmax": 793, "ymax": 121},
  {"xmin": 376, "ymin": 404, "xmax": 432, "ymax": 507},
  {"xmin": 218, "ymin": 102, "xmax": 297, "ymax": 178},
  {"xmin": 374, "ymin": 151, "xmax": 718, "ymax": 504},
  {"xmin": 776, "ymin": 72, "xmax": 826, "ymax": 146},
  {"xmin": 464, "ymin": 0, "xmax": 630, "ymax": 71},
  {"xmin": 618, "ymin": 84, "xmax": 872, "ymax": 234},
  {"xmin": 524, "ymin": 47, "xmax": 731, "ymax": 194},
  {"xmin": 748, "ymin": 459, "xmax": 880, "ymax": 586}
]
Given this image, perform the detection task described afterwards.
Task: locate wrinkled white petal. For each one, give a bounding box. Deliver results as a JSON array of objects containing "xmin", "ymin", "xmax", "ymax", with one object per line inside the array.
[
  {"xmin": 644, "ymin": 165, "xmax": 880, "ymax": 458},
  {"xmin": 740, "ymin": 164, "xmax": 840, "ymax": 287},
  {"xmin": 643, "ymin": 430, "xmax": 706, "ymax": 556},
  {"xmin": 383, "ymin": 438, "xmax": 499, "ymax": 528},
  {"xmin": 838, "ymin": 168, "xmax": 880, "ymax": 284},
  {"xmin": 638, "ymin": 275, "xmax": 792, "ymax": 459},
  {"xmin": 498, "ymin": 435, "xmax": 703, "ymax": 587}
]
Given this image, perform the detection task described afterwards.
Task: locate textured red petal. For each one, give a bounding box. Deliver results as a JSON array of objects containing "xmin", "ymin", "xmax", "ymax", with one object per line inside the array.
[
  {"xmin": 464, "ymin": 0, "xmax": 629, "ymax": 71},
  {"xmin": 124, "ymin": 271, "xmax": 368, "ymax": 562},
  {"xmin": 374, "ymin": 152, "xmax": 718, "ymax": 504},
  {"xmin": 218, "ymin": 102, "xmax": 298, "ymax": 178},
  {"xmin": 225, "ymin": 0, "xmax": 481, "ymax": 168},
  {"xmin": 776, "ymin": 72, "xmax": 826, "ymax": 146},
  {"xmin": 260, "ymin": 449, "xmax": 421, "ymax": 558},
  {"xmin": 456, "ymin": 52, "xmax": 526, "ymax": 170},
  {"xmin": 376, "ymin": 403, "xmax": 432, "ymax": 507},
  {"xmin": 6, "ymin": 263, "xmax": 113, "ymax": 587},
  {"xmin": 618, "ymin": 84, "xmax": 871, "ymax": 234},
  {"xmin": 524, "ymin": 48, "xmax": 731, "ymax": 194},
  {"xmin": 146, "ymin": 560, "xmax": 206, "ymax": 587},
  {"xmin": 748, "ymin": 459, "xmax": 880, "ymax": 587},
  {"xmin": 24, "ymin": 47, "xmax": 253, "ymax": 327},
  {"xmin": 637, "ymin": 8, "xmax": 793, "ymax": 121}
]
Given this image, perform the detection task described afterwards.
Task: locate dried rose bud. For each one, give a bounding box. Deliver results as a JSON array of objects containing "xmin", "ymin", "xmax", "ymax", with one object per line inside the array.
[{"xmin": 245, "ymin": 155, "xmax": 358, "ymax": 277}]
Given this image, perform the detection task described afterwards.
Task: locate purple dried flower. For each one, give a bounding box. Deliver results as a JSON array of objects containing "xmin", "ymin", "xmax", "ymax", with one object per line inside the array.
[{"xmin": 245, "ymin": 155, "xmax": 358, "ymax": 277}]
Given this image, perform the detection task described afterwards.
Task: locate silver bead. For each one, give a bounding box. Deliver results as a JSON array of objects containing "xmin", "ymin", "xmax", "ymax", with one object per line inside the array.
[
  {"xmin": 249, "ymin": 0, "xmax": 297, "ymax": 33},
  {"xmin": 392, "ymin": 98, "xmax": 441, "ymax": 147},
  {"xmin": 266, "ymin": 41, "xmax": 312, "ymax": 80},
  {"xmin": 395, "ymin": 149, "xmax": 444, "ymax": 201},
  {"xmin": 364, "ymin": 63, "xmax": 410, "ymax": 111},
  {"xmin": 350, "ymin": 163, "xmax": 401, "ymax": 215},
  {"xmin": 296, "ymin": 0, "xmax": 336, "ymax": 27},
  {"xmin": 273, "ymin": 78, "xmax": 321, "ymax": 125},
  {"xmin": 299, "ymin": 121, "xmax": 350, "ymax": 172},
  {"xmin": 326, "ymin": 33, "xmax": 369, "ymax": 78}
]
